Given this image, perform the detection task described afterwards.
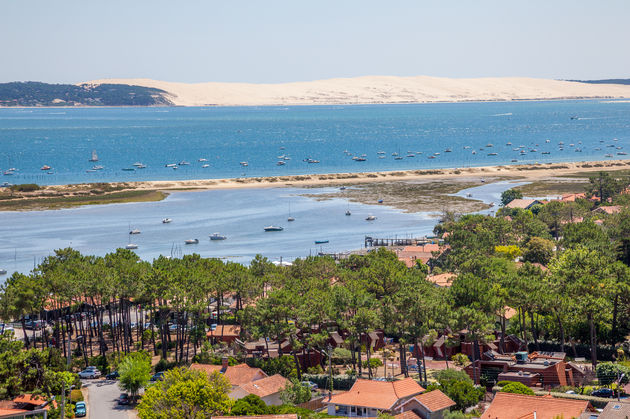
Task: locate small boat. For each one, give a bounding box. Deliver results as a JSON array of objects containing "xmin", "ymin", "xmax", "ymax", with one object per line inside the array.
[
  {"xmin": 340, "ymin": 186, "xmax": 346, "ymax": 190},
  {"xmin": 570, "ymin": 116, "xmax": 578, "ymax": 120},
  {"xmin": 378, "ymin": 155, "xmax": 386, "ymax": 159},
  {"xmin": 41, "ymin": 165, "xmax": 51, "ymax": 171},
  {"xmin": 133, "ymin": 162, "xmax": 144, "ymax": 167},
  {"xmin": 377, "ymin": 199, "xmax": 383, "ymax": 204},
  {"xmin": 511, "ymin": 159, "xmax": 518, "ymax": 162},
  {"xmin": 545, "ymin": 139, "xmax": 550, "ymax": 143},
  {"xmin": 605, "ymin": 154, "xmax": 613, "ymax": 157},
  {"xmin": 3, "ymin": 171, "xmax": 14, "ymax": 176},
  {"xmin": 89, "ymin": 150, "xmax": 99, "ymax": 162},
  {"xmin": 471, "ymin": 151, "xmax": 477, "ymax": 155},
  {"xmin": 198, "ymin": 158, "xmax": 208, "ymax": 162},
  {"xmin": 365, "ymin": 215, "xmax": 377, "ymax": 221},
  {"xmin": 264, "ymin": 226, "xmax": 283, "ymax": 232},
  {"xmin": 209, "ymin": 233, "xmax": 227, "ymax": 240},
  {"xmin": 392, "ymin": 152, "xmax": 398, "ymax": 156},
  {"xmin": 179, "ymin": 161, "xmax": 190, "ymax": 166},
  {"xmin": 165, "ymin": 163, "xmax": 177, "ymax": 167},
  {"xmin": 240, "ymin": 162, "xmax": 249, "ymax": 166},
  {"xmin": 377, "ymin": 151, "xmax": 386, "ymax": 154},
  {"xmin": 394, "ymin": 156, "xmax": 404, "ymax": 160},
  {"xmin": 125, "ymin": 244, "xmax": 138, "ymax": 250},
  {"xmin": 314, "ymin": 240, "xmax": 329, "ymax": 244},
  {"xmin": 541, "ymin": 151, "xmax": 551, "ymax": 155},
  {"xmin": 618, "ymin": 152, "xmax": 628, "ymax": 155},
  {"xmin": 489, "ymin": 203, "xmax": 495, "ymax": 207},
  {"xmin": 355, "ymin": 157, "xmax": 366, "ymax": 161},
  {"xmin": 202, "ymin": 164, "xmax": 210, "ymax": 168},
  {"xmin": 136, "ymin": 164, "xmax": 147, "ymax": 169},
  {"xmin": 486, "ymin": 143, "xmax": 493, "ymax": 147},
  {"xmin": 185, "ymin": 239, "xmax": 199, "ymax": 245},
  {"xmin": 405, "ymin": 154, "xmax": 415, "ymax": 158},
  {"xmin": 445, "ymin": 148, "xmax": 452, "ymax": 152},
  {"xmin": 307, "ymin": 159, "xmax": 320, "ymax": 163},
  {"xmin": 428, "ymin": 156, "xmax": 436, "ymax": 159},
  {"xmin": 487, "ymin": 152, "xmax": 497, "ymax": 156},
  {"xmin": 129, "ymin": 229, "xmax": 141, "ymax": 235},
  {"xmin": 345, "ymin": 210, "xmax": 351, "ymax": 216},
  {"xmin": 92, "ymin": 165, "xmax": 104, "ymax": 170},
  {"xmin": 86, "ymin": 169, "xmax": 96, "ymax": 173},
  {"xmin": 277, "ymin": 161, "xmax": 286, "ymax": 166},
  {"xmin": 122, "ymin": 168, "xmax": 135, "ymax": 171},
  {"xmin": 506, "ymin": 142, "xmax": 512, "ymax": 146},
  {"xmin": 162, "ymin": 218, "xmax": 172, "ymax": 224},
  {"xmin": 0, "ymin": 269, "xmax": 6, "ymax": 275},
  {"xmin": 287, "ymin": 216, "xmax": 295, "ymax": 222}
]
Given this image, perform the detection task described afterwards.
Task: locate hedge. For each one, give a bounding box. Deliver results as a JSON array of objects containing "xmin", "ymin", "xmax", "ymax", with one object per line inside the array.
[
  {"xmin": 302, "ymin": 374, "xmax": 357, "ymax": 391},
  {"xmin": 70, "ymin": 389, "xmax": 84, "ymax": 403}
]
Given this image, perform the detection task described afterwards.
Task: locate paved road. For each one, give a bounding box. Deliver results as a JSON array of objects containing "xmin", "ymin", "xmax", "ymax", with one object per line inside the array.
[{"xmin": 82, "ymin": 378, "xmax": 133, "ymax": 419}]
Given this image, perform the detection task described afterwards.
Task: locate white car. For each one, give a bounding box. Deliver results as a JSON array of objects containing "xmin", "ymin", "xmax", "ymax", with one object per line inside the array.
[{"xmin": 78, "ymin": 368, "xmax": 101, "ymax": 379}]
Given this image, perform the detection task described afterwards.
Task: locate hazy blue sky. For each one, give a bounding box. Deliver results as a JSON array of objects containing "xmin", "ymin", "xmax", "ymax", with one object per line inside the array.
[{"xmin": 1, "ymin": 0, "xmax": 628, "ymax": 83}]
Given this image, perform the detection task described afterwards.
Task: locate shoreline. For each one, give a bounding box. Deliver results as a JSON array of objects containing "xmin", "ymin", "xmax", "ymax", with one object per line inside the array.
[
  {"xmin": 1, "ymin": 159, "xmax": 628, "ymax": 212},
  {"xmin": 122, "ymin": 159, "xmax": 630, "ymax": 192},
  {"xmin": 1, "ymin": 96, "xmax": 629, "ymax": 109}
]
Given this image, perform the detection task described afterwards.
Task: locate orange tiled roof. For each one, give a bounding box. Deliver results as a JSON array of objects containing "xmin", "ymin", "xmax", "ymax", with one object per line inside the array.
[
  {"xmin": 427, "ymin": 273, "xmax": 456, "ymax": 287},
  {"xmin": 213, "ymin": 415, "xmax": 297, "ymax": 419},
  {"xmin": 206, "ymin": 325, "xmax": 241, "ymax": 338},
  {"xmin": 594, "ymin": 205, "xmax": 622, "ymax": 215},
  {"xmin": 505, "ymin": 199, "xmax": 539, "ymax": 209},
  {"xmin": 190, "ymin": 363, "xmax": 266, "ymax": 386},
  {"xmin": 237, "ymin": 374, "xmax": 288, "ymax": 398},
  {"xmin": 13, "ymin": 394, "xmax": 46, "ymax": 405},
  {"xmin": 481, "ymin": 393, "xmax": 590, "ymax": 419},
  {"xmin": 0, "ymin": 407, "xmax": 29, "ymax": 415},
  {"xmin": 412, "ymin": 389, "xmax": 456, "ymax": 412},
  {"xmin": 560, "ymin": 193, "xmax": 586, "ymax": 202},
  {"xmin": 394, "ymin": 411, "xmax": 422, "ymax": 419},
  {"xmin": 327, "ymin": 378, "xmax": 425, "ymax": 410}
]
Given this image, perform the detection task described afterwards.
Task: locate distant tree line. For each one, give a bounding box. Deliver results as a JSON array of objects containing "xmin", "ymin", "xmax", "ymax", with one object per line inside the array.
[{"xmin": 0, "ymin": 82, "xmax": 173, "ymax": 106}]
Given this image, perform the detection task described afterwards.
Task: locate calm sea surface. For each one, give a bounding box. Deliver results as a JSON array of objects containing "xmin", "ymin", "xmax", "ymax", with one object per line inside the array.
[
  {"xmin": 0, "ymin": 101, "xmax": 628, "ymax": 185},
  {"xmin": 0, "ymin": 101, "xmax": 628, "ymax": 276}
]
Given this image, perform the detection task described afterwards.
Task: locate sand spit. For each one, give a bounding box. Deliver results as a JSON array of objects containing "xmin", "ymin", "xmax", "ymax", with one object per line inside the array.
[
  {"xmin": 84, "ymin": 76, "xmax": 630, "ymax": 107},
  {"xmin": 97, "ymin": 160, "xmax": 630, "ymax": 192}
]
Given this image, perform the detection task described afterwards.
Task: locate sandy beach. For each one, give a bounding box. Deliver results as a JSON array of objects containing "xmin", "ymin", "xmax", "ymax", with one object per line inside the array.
[
  {"xmin": 123, "ymin": 159, "xmax": 630, "ymax": 192},
  {"xmin": 84, "ymin": 76, "xmax": 630, "ymax": 107},
  {"xmin": 2, "ymin": 159, "xmax": 625, "ymax": 213}
]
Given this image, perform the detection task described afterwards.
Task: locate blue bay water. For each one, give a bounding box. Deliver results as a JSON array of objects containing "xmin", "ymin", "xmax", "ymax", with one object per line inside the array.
[
  {"xmin": 0, "ymin": 101, "xmax": 628, "ymax": 185},
  {"xmin": 0, "ymin": 101, "xmax": 629, "ymax": 276}
]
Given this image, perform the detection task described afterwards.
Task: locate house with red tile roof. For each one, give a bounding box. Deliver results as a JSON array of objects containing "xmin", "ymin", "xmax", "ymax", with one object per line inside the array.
[
  {"xmin": 426, "ymin": 273, "xmax": 456, "ymax": 287},
  {"xmin": 325, "ymin": 378, "xmax": 425, "ymax": 417},
  {"xmin": 394, "ymin": 389, "xmax": 456, "ymax": 419},
  {"xmin": 213, "ymin": 415, "xmax": 297, "ymax": 419},
  {"xmin": 207, "ymin": 325, "xmax": 241, "ymax": 344},
  {"xmin": 230, "ymin": 374, "xmax": 290, "ymax": 406},
  {"xmin": 0, "ymin": 394, "xmax": 55, "ymax": 419},
  {"xmin": 505, "ymin": 199, "xmax": 543, "ymax": 210},
  {"xmin": 190, "ymin": 359, "xmax": 267, "ymax": 389},
  {"xmin": 593, "ymin": 205, "xmax": 622, "ymax": 215},
  {"xmin": 481, "ymin": 392, "xmax": 593, "ymax": 419}
]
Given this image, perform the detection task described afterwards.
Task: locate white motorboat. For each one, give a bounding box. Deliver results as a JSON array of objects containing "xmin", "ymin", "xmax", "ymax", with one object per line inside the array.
[
  {"xmin": 0, "ymin": 269, "xmax": 7, "ymax": 275},
  {"xmin": 264, "ymin": 226, "xmax": 283, "ymax": 232},
  {"xmin": 126, "ymin": 244, "xmax": 138, "ymax": 250},
  {"xmin": 198, "ymin": 158, "xmax": 208, "ymax": 162},
  {"xmin": 345, "ymin": 210, "xmax": 351, "ymax": 216},
  {"xmin": 365, "ymin": 215, "xmax": 377, "ymax": 221},
  {"xmin": 209, "ymin": 233, "xmax": 227, "ymax": 240},
  {"xmin": 202, "ymin": 164, "xmax": 210, "ymax": 168},
  {"xmin": 89, "ymin": 150, "xmax": 99, "ymax": 162},
  {"xmin": 185, "ymin": 239, "xmax": 199, "ymax": 244},
  {"xmin": 129, "ymin": 229, "xmax": 141, "ymax": 235},
  {"xmin": 162, "ymin": 218, "xmax": 172, "ymax": 224}
]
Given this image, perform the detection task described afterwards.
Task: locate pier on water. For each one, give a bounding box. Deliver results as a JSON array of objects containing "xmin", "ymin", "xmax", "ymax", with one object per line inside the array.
[{"xmin": 364, "ymin": 235, "xmax": 438, "ymax": 248}]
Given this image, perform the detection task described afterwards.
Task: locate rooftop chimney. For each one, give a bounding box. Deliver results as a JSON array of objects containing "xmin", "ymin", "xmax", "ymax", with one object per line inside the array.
[{"xmin": 221, "ymin": 356, "xmax": 229, "ymax": 370}]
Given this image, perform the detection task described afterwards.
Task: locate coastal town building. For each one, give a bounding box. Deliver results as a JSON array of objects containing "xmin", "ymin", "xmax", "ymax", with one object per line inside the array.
[
  {"xmin": 229, "ymin": 374, "xmax": 289, "ymax": 405},
  {"xmin": 190, "ymin": 359, "xmax": 267, "ymax": 389},
  {"xmin": 481, "ymin": 392, "xmax": 593, "ymax": 419},
  {"xmin": 325, "ymin": 377, "xmax": 425, "ymax": 417}
]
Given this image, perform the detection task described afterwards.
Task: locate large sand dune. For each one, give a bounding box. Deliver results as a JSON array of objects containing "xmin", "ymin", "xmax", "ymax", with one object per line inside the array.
[{"xmin": 85, "ymin": 76, "xmax": 630, "ymax": 106}]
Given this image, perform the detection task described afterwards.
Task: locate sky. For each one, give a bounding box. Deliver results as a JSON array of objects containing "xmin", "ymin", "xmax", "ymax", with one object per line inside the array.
[{"xmin": 1, "ymin": 0, "xmax": 629, "ymax": 84}]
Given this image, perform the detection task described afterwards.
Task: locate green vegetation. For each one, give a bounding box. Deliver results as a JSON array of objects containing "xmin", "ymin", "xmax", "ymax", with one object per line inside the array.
[
  {"xmin": 427, "ymin": 370, "xmax": 483, "ymax": 411},
  {"xmin": 280, "ymin": 379, "xmax": 312, "ymax": 405},
  {"xmin": 118, "ymin": 352, "xmax": 152, "ymax": 401},
  {"xmin": 138, "ymin": 368, "xmax": 232, "ymax": 418},
  {"xmin": 500, "ymin": 188, "xmax": 523, "ymax": 206},
  {"xmin": 499, "ymin": 381, "xmax": 535, "ymax": 395},
  {"xmin": 0, "ymin": 81, "xmax": 173, "ymax": 107},
  {"xmin": 9, "ymin": 183, "xmax": 41, "ymax": 192},
  {"xmin": 0, "ymin": 189, "xmax": 166, "ymax": 211}
]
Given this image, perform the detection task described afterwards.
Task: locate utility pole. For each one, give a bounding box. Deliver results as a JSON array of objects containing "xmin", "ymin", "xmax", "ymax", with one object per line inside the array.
[{"xmin": 60, "ymin": 378, "xmax": 65, "ymax": 419}]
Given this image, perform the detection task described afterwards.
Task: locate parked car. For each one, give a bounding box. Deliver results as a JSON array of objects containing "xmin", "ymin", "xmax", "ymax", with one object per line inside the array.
[
  {"xmin": 150, "ymin": 372, "xmax": 165, "ymax": 382},
  {"xmin": 106, "ymin": 371, "xmax": 119, "ymax": 380},
  {"xmin": 0, "ymin": 324, "xmax": 14, "ymax": 334},
  {"xmin": 78, "ymin": 368, "xmax": 101, "ymax": 379},
  {"xmin": 24, "ymin": 320, "xmax": 45, "ymax": 330},
  {"xmin": 75, "ymin": 401, "xmax": 87, "ymax": 417},
  {"xmin": 301, "ymin": 380, "xmax": 318, "ymax": 390},
  {"xmin": 118, "ymin": 393, "xmax": 130, "ymax": 405},
  {"xmin": 591, "ymin": 388, "xmax": 615, "ymax": 398}
]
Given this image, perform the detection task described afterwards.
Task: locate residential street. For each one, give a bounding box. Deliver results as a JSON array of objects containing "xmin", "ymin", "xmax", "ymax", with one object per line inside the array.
[{"xmin": 82, "ymin": 378, "xmax": 133, "ymax": 419}]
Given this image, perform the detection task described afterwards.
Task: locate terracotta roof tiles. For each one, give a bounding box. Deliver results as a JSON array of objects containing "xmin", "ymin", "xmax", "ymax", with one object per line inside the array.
[
  {"xmin": 237, "ymin": 374, "xmax": 288, "ymax": 398},
  {"xmin": 190, "ymin": 363, "xmax": 266, "ymax": 387},
  {"xmin": 326, "ymin": 378, "xmax": 424, "ymax": 410},
  {"xmin": 481, "ymin": 392, "xmax": 591, "ymax": 419}
]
